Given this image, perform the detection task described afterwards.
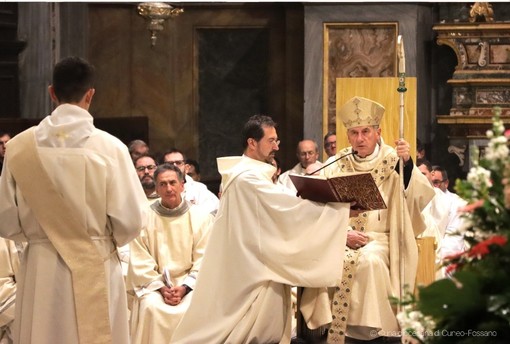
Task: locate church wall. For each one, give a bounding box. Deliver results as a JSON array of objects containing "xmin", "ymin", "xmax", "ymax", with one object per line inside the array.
[
  {"xmin": 87, "ymin": 3, "xmax": 304, "ymax": 184},
  {"xmin": 303, "ymin": 3, "xmax": 436, "ymax": 157}
]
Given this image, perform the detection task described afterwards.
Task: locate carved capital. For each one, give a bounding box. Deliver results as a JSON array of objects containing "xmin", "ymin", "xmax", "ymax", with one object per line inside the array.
[{"xmin": 448, "ymin": 145, "xmax": 466, "ymax": 166}]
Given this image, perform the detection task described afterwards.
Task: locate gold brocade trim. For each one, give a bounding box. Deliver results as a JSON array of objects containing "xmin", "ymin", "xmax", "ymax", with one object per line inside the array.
[
  {"xmin": 327, "ymin": 215, "xmax": 366, "ymax": 343},
  {"xmin": 334, "ymin": 147, "xmax": 399, "ymax": 188},
  {"xmin": 327, "ymin": 149, "xmax": 398, "ymax": 343}
]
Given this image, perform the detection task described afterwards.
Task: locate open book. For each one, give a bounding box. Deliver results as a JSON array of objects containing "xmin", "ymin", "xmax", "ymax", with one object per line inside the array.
[{"xmin": 289, "ymin": 173, "xmax": 387, "ymax": 211}]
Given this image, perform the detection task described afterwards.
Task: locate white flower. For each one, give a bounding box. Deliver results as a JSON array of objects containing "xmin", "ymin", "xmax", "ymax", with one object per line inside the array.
[
  {"xmin": 409, "ymin": 311, "xmax": 421, "ymax": 321},
  {"xmin": 466, "ymin": 166, "xmax": 492, "ymax": 198}
]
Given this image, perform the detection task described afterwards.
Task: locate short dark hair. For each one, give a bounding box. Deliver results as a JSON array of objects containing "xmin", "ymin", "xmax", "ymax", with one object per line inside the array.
[
  {"xmin": 134, "ymin": 153, "xmax": 157, "ymax": 167},
  {"xmin": 154, "ymin": 163, "xmax": 184, "ymax": 182},
  {"xmin": 431, "ymin": 165, "xmax": 448, "ymax": 181},
  {"xmin": 324, "ymin": 130, "xmax": 336, "ymax": 142},
  {"xmin": 242, "ymin": 115, "xmax": 276, "ymax": 149},
  {"xmin": 161, "ymin": 148, "xmax": 186, "ymax": 164},
  {"xmin": 52, "ymin": 56, "xmax": 95, "ymax": 103},
  {"xmin": 185, "ymin": 158, "xmax": 200, "ymax": 174},
  {"xmin": 416, "ymin": 158, "xmax": 432, "ymax": 172}
]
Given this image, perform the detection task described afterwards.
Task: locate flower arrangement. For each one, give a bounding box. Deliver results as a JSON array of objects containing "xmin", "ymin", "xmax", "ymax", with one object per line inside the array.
[{"xmin": 397, "ymin": 107, "xmax": 510, "ymax": 343}]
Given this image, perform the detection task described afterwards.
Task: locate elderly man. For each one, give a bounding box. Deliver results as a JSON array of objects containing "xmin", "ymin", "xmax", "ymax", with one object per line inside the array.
[
  {"xmin": 171, "ymin": 115, "xmax": 354, "ymax": 344},
  {"xmin": 321, "ymin": 96, "xmax": 434, "ymax": 343},
  {"xmin": 278, "ymin": 139, "xmax": 322, "ymax": 192},
  {"xmin": 128, "ymin": 139, "xmax": 149, "ymax": 163},
  {"xmin": 162, "ymin": 148, "xmax": 219, "ymax": 215},
  {"xmin": 127, "ymin": 163, "xmax": 213, "ymax": 344}
]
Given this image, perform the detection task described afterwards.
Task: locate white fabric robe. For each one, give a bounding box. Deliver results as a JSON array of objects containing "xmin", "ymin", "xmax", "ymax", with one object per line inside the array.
[
  {"xmin": 323, "ymin": 144, "xmax": 434, "ymax": 340},
  {"xmin": 278, "ymin": 162, "xmax": 306, "ymax": 193},
  {"xmin": 440, "ymin": 190, "xmax": 467, "ymax": 259},
  {"xmin": 127, "ymin": 202, "xmax": 213, "ymax": 344},
  {"xmin": 183, "ymin": 175, "xmax": 220, "ymax": 215},
  {"xmin": 0, "ymin": 239, "xmax": 21, "ymax": 344},
  {"xmin": 0, "ymin": 104, "xmax": 148, "ymax": 344},
  {"xmin": 172, "ymin": 155, "xmax": 351, "ymax": 344}
]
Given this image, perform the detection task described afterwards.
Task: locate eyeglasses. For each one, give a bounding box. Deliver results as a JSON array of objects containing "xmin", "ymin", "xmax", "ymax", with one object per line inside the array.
[
  {"xmin": 136, "ymin": 165, "xmax": 157, "ymax": 172},
  {"xmin": 431, "ymin": 179, "xmax": 446, "ymax": 186},
  {"xmin": 268, "ymin": 138, "xmax": 280, "ymax": 146},
  {"xmin": 324, "ymin": 141, "xmax": 336, "ymax": 148},
  {"xmin": 165, "ymin": 160, "xmax": 185, "ymax": 166}
]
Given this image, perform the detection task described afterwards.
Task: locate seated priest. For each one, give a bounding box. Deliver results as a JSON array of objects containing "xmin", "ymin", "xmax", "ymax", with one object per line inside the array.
[
  {"xmin": 0, "ymin": 238, "xmax": 23, "ymax": 344},
  {"xmin": 319, "ymin": 96, "xmax": 434, "ymax": 343},
  {"xmin": 126, "ymin": 163, "xmax": 213, "ymax": 344}
]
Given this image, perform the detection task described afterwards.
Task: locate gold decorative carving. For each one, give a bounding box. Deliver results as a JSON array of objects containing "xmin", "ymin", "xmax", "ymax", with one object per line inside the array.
[
  {"xmin": 469, "ymin": 2, "xmax": 495, "ymax": 23},
  {"xmin": 434, "ymin": 23, "xmax": 510, "ymax": 117}
]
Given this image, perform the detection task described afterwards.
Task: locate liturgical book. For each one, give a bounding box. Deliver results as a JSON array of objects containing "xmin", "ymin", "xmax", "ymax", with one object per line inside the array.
[{"xmin": 289, "ymin": 173, "xmax": 387, "ymax": 211}]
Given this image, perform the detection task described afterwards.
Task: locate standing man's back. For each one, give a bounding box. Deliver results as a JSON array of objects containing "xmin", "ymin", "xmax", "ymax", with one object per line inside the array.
[{"xmin": 0, "ymin": 56, "xmax": 147, "ymax": 344}]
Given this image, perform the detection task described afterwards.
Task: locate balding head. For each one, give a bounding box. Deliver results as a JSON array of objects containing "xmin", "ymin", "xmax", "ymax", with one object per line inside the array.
[{"xmin": 296, "ymin": 140, "xmax": 319, "ymax": 169}]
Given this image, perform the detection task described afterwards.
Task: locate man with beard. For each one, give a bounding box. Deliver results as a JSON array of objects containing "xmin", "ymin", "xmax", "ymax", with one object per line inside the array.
[
  {"xmin": 172, "ymin": 114, "xmax": 354, "ymax": 344},
  {"xmin": 119, "ymin": 154, "xmax": 157, "ymax": 278},
  {"xmin": 134, "ymin": 154, "xmax": 159, "ymax": 200}
]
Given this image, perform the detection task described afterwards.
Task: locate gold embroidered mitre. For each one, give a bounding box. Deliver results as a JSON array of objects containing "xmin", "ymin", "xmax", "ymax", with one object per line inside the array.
[{"xmin": 339, "ymin": 96, "xmax": 385, "ymax": 129}]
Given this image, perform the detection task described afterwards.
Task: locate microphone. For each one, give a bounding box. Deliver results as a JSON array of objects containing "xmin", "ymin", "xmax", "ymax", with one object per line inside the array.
[{"xmin": 305, "ymin": 150, "xmax": 358, "ymax": 176}]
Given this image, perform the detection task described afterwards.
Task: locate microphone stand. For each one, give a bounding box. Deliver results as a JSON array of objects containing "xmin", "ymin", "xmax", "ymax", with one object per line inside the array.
[{"xmin": 305, "ymin": 150, "xmax": 358, "ymax": 176}]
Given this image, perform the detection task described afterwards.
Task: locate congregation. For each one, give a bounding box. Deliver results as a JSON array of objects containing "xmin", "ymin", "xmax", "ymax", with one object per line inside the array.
[{"xmin": 0, "ymin": 56, "xmax": 474, "ymax": 344}]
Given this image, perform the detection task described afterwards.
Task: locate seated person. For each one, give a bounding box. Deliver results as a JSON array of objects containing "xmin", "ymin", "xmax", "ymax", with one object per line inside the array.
[
  {"xmin": 320, "ymin": 96, "xmax": 433, "ymax": 342},
  {"xmin": 0, "ymin": 238, "xmax": 23, "ymax": 344},
  {"xmin": 162, "ymin": 148, "xmax": 219, "ymax": 215},
  {"xmin": 278, "ymin": 139, "xmax": 322, "ymax": 192},
  {"xmin": 126, "ymin": 163, "xmax": 213, "ymax": 344}
]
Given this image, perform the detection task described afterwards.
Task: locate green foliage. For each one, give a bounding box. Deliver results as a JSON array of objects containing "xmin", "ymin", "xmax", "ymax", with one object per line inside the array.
[{"xmin": 398, "ymin": 107, "xmax": 510, "ymax": 343}]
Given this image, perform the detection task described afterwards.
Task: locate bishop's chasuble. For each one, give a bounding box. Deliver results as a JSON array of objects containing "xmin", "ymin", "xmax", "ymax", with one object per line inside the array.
[{"xmin": 323, "ymin": 143, "xmax": 434, "ymax": 342}]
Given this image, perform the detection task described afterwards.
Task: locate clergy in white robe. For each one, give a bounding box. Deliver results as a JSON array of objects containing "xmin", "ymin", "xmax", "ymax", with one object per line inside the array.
[
  {"xmin": 127, "ymin": 163, "xmax": 213, "ymax": 344},
  {"xmin": 172, "ymin": 115, "xmax": 352, "ymax": 344},
  {"xmin": 0, "ymin": 57, "xmax": 147, "ymax": 344},
  {"xmin": 278, "ymin": 139, "xmax": 322, "ymax": 193},
  {"xmin": 416, "ymin": 159, "xmax": 450, "ymax": 280},
  {"xmin": 162, "ymin": 149, "xmax": 220, "ymax": 215},
  {"xmin": 430, "ymin": 166, "xmax": 468, "ymax": 278},
  {"xmin": 0, "ymin": 239, "xmax": 22, "ymax": 344},
  {"xmin": 324, "ymin": 97, "xmax": 435, "ymax": 343}
]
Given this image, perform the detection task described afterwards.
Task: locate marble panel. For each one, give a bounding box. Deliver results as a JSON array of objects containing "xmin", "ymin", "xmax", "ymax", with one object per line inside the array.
[
  {"xmin": 197, "ymin": 28, "xmax": 269, "ymax": 180},
  {"xmin": 323, "ymin": 23, "xmax": 397, "ymax": 133}
]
